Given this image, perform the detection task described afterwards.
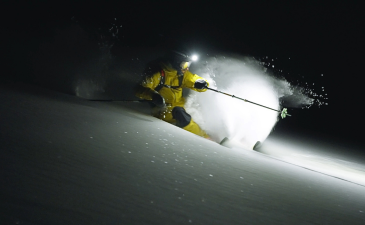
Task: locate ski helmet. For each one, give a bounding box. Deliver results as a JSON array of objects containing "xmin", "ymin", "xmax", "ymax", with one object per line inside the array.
[{"xmin": 168, "ymin": 50, "xmax": 198, "ymax": 73}]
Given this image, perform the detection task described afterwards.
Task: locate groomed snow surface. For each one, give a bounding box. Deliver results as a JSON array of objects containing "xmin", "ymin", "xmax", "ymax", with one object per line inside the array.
[{"xmin": 1, "ymin": 84, "xmax": 365, "ymax": 225}]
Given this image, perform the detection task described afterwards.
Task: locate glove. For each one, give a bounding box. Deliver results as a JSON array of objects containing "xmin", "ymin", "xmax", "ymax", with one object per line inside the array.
[
  {"xmin": 194, "ymin": 79, "xmax": 208, "ymax": 89},
  {"xmin": 151, "ymin": 93, "xmax": 166, "ymax": 108}
]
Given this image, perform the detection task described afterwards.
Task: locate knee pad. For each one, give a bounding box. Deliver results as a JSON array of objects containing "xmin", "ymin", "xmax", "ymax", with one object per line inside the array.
[{"xmin": 172, "ymin": 107, "xmax": 191, "ymax": 128}]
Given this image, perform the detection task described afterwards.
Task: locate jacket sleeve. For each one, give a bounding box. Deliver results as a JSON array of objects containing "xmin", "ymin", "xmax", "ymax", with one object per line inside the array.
[
  {"xmin": 182, "ymin": 70, "xmax": 209, "ymax": 92},
  {"xmin": 135, "ymin": 72, "xmax": 161, "ymax": 100}
]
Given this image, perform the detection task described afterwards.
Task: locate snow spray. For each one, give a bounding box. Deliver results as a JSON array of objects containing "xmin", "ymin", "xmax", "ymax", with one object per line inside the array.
[{"xmin": 185, "ymin": 55, "xmax": 313, "ymax": 149}]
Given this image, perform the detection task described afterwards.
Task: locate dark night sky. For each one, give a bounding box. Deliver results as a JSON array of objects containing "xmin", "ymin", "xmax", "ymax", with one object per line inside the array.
[{"xmin": 4, "ymin": 1, "xmax": 365, "ymax": 148}]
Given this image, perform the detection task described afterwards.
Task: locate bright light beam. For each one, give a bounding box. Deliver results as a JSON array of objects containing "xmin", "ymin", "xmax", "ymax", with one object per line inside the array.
[{"xmin": 257, "ymin": 136, "xmax": 365, "ymax": 186}]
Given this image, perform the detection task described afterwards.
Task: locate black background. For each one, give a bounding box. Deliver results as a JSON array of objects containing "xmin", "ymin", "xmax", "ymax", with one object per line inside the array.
[{"xmin": 4, "ymin": 0, "xmax": 365, "ymax": 149}]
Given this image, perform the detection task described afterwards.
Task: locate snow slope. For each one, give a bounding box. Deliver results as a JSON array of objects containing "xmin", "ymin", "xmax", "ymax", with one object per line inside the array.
[{"xmin": 1, "ymin": 84, "xmax": 365, "ymax": 225}]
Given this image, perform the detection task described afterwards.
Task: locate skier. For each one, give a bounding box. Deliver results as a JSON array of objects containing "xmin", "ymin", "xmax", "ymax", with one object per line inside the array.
[{"xmin": 135, "ymin": 51, "xmax": 210, "ymax": 138}]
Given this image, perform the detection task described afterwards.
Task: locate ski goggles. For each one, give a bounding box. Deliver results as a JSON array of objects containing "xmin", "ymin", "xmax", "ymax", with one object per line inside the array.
[{"xmin": 180, "ymin": 61, "xmax": 191, "ymax": 70}]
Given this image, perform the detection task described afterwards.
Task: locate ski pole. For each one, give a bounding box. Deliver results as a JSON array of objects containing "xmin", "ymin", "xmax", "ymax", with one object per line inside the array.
[{"xmin": 206, "ymin": 87, "xmax": 291, "ymax": 119}]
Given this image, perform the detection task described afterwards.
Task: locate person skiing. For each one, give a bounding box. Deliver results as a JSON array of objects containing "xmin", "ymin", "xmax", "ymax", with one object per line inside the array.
[{"xmin": 135, "ymin": 50, "xmax": 210, "ymax": 138}]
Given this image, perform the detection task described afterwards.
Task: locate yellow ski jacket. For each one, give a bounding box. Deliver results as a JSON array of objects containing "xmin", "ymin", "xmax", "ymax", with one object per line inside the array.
[{"xmin": 136, "ymin": 62, "xmax": 208, "ymax": 106}]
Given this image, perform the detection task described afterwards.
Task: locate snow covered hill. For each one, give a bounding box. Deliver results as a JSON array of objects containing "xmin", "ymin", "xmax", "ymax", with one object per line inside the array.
[{"xmin": 1, "ymin": 84, "xmax": 365, "ymax": 225}]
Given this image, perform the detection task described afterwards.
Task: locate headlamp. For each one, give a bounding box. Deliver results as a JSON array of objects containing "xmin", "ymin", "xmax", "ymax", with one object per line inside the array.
[{"xmin": 190, "ymin": 54, "xmax": 198, "ymax": 61}]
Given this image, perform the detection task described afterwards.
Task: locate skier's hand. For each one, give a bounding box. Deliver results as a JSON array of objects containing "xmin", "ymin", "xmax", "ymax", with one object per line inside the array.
[
  {"xmin": 151, "ymin": 93, "xmax": 166, "ymax": 108},
  {"xmin": 194, "ymin": 79, "xmax": 208, "ymax": 90}
]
